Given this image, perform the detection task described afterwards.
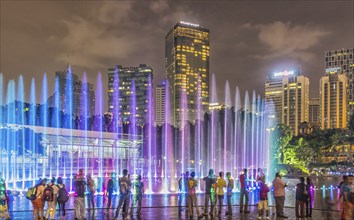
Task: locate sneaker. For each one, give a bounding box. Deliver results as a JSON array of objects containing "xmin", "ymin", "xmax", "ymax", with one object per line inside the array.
[
  {"xmin": 266, "ymin": 217, "xmax": 270, "ymax": 220},
  {"xmin": 258, "ymin": 216, "xmax": 262, "ymax": 220},
  {"xmin": 244, "ymin": 210, "xmax": 250, "ymax": 213},
  {"xmin": 198, "ymin": 215, "xmax": 203, "ymax": 219},
  {"xmin": 202, "ymin": 213, "xmax": 208, "ymax": 216}
]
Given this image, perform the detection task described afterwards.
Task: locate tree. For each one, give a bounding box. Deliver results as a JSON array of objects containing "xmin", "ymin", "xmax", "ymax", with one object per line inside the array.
[
  {"xmin": 272, "ymin": 124, "xmax": 293, "ymax": 164},
  {"xmin": 348, "ymin": 114, "xmax": 354, "ymax": 164}
]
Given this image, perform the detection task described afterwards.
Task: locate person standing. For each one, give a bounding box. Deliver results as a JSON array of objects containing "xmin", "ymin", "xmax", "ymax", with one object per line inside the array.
[
  {"xmin": 295, "ymin": 177, "xmax": 307, "ymax": 218},
  {"xmin": 87, "ymin": 174, "xmax": 96, "ymax": 210},
  {"xmin": 216, "ymin": 172, "xmax": 226, "ymax": 216},
  {"xmin": 130, "ymin": 175, "xmax": 144, "ymax": 216},
  {"xmin": 258, "ymin": 176, "xmax": 270, "ymax": 220},
  {"xmin": 186, "ymin": 172, "xmax": 203, "ymax": 219},
  {"xmin": 272, "ymin": 172, "xmax": 288, "ymax": 218},
  {"xmin": 225, "ymin": 172, "xmax": 234, "ymax": 216},
  {"xmin": 57, "ymin": 177, "xmax": 69, "ymax": 219},
  {"xmin": 239, "ymin": 169, "xmax": 249, "ymax": 213},
  {"xmin": 341, "ymin": 175, "xmax": 353, "ymax": 220},
  {"xmin": 114, "ymin": 169, "xmax": 131, "ymax": 220},
  {"xmin": 202, "ymin": 169, "xmax": 216, "ymax": 217},
  {"xmin": 45, "ymin": 177, "xmax": 59, "ymax": 220},
  {"xmin": 105, "ymin": 172, "xmax": 117, "ymax": 212},
  {"xmin": 74, "ymin": 169, "xmax": 86, "ymax": 220},
  {"xmin": 306, "ymin": 177, "xmax": 314, "ymax": 217},
  {"xmin": 32, "ymin": 178, "xmax": 46, "ymax": 220},
  {"xmin": 0, "ymin": 173, "xmax": 10, "ymax": 220}
]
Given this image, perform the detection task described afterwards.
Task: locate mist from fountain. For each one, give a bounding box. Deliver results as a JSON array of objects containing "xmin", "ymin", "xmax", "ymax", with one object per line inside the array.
[{"xmin": 0, "ymin": 67, "xmax": 273, "ymax": 193}]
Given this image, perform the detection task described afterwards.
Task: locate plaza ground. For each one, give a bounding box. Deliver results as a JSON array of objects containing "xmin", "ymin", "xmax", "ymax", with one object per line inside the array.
[{"xmin": 9, "ymin": 205, "xmax": 339, "ymax": 220}]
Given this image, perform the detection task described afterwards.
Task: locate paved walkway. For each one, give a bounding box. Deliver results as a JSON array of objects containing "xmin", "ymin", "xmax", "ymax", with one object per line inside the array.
[{"xmin": 9, "ymin": 205, "xmax": 339, "ymax": 220}]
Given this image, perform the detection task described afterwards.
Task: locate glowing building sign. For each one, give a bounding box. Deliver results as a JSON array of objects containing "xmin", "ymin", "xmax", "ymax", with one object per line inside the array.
[
  {"xmin": 325, "ymin": 67, "xmax": 341, "ymax": 74},
  {"xmin": 273, "ymin": 70, "xmax": 295, "ymax": 77},
  {"xmin": 180, "ymin": 21, "xmax": 200, "ymax": 27}
]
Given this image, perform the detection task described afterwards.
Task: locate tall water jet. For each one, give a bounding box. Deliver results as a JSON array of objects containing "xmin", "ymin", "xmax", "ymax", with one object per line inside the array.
[
  {"xmin": 209, "ymin": 74, "xmax": 218, "ymax": 171},
  {"xmin": 251, "ymin": 90, "xmax": 257, "ymax": 173},
  {"xmin": 95, "ymin": 73, "xmax": 104, "ymax": 179},
  {"xmin": 180, "ymin": 88, "xmax": 188, "ymax": 177},
  {"xmin": 6, "ymin": 80, "xmax": 16, "ymax": 181},
  {"xmin": 80, "ymin": 73, "xmax": 89, "ymax": 176},
  {"xmin": 17, "ymin": 76, "xmax": 26, "ymax": 188},
  {"xmin": 0, "ymin": 74, "xmax": 3, "ymax": 177},
  {"xmin": 63, "ymin": 65, "xmax": 74, "ymax": 191},
  {"xmin": 112, "ymin": 67, "xmax": 120, "ymax": 175},
  {"xmin": 162, "ymin": 80, "xmax": 174, "ymax": 192},
  {"xmin": 233, "ymin": 86, "xmax": 241, "ymax": 178},
  {"xmin": 195, "ymin": 74, "xmax": 203, "ymax": 182},
  {"xmin": 223, "ymin": 81, "xmax": 231, "ymax": 173},
  {"xmin": 146, "ymin": 75, "xmax": 154, "ymax": 193},
  {"xmin": 242, "ymin": 91, "xmax": 250, "ymax": 170},
  {"xmin": 129, "ymin": 80, "xmax": 137, "ymax": 174},
  {"xmin": 51, "ymin": 76, "xmax": 60, "ymax": 179},
  {"xmin": 29, "ymin": 79, "xmax": 37, "ymax": 182}
]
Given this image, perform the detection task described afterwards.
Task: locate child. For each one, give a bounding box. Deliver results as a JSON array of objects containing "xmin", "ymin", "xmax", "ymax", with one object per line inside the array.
[{"xmin": 258, "ymin": 176, "xmax": 270, "ymax": 220}]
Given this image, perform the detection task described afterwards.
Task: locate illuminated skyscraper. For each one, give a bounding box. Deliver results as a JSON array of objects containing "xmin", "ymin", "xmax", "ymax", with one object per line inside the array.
[
  {"xmin": 48, "ymin": 70, "xmax": 95, "ymax": 117},
  {"xmin": 265, "ymin": 68, "xmax": 309, "ymax": 135},
  {"xmin": 165, "ymin": 21, "xmax": 210, "ymax": 127},
  {"xmin": 155, "ymin": 81, "xmax": 166, "ymax": 126},
  {"xmin": 325, "ymin": 48, "xmax": 354, "ymax": 115},
  {"xmin": 309, "ymin": 98, "xmax": 320, "ymax": 127},
  {"xmin": 107, "ymin": 64, "xmax": 153, "ymax": 126},
  {"xmin": 320, "ymin": 73, "xmax": 347, "ymax": 129}
]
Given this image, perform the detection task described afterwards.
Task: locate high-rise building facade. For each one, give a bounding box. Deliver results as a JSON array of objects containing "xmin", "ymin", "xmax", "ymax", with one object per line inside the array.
[
  {"xmin": 265, "ymin": 68, "xmax": 309, "ymax": 135},
  {"xmin": 165, "ymin": 21, "xmax": 210, "ymax": 127},
  {"xmin": 320, "ymin": 73, "xmax": 347, "ymax": 129},
  {"xmin": 48, "ymin": 70, "xmax": 95, "ymax": 117},
  {"xmin": 107, "ymin": 64, "xmax": 153, "ymax": 126},
  {"xmin": 325, "ymin": 48, "xmax": 354, "ymax": 115},
  {"xmin": 155, "ymin": 82, "xmax": 166, "ymax": 126},
  {"xmin": 309, "ymin": 98, "xmax": 320, "ymax": 127}
]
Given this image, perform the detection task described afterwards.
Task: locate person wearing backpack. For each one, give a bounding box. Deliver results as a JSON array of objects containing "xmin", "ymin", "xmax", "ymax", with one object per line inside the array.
[
  {"xmin": 74, "ymin": 169, "xmax": 86, "ymax": 220},
  {"xmin": 44, "ymin": 177, "xmax": 59, "ymax": 220},
  {"xmin": 114, "ymin": 169, "xmax": 131, "ymax": 219},
  {"xmin": 57, "ymin": 177, "xmax": 69, "ymax": 219},
  {"xmin": 0, "ymin": 173, "xmax": 10, "ymax": 220},
  {"xmin": 31, "ymin": 178, "xmax": 46, "ymax": 220}
]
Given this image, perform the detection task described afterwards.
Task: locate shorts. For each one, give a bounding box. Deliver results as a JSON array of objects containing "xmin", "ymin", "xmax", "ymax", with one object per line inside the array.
[
  {"xmin": 258, "ymin": 200, "xmax": 269, "ymax": 211},
  {"xmin": 32, "ymin": 197, "xmax": 44, "ymax": 209},
  {"xmin": 0, "ymin": 204, "xmax": 9, "ymax": 218}
]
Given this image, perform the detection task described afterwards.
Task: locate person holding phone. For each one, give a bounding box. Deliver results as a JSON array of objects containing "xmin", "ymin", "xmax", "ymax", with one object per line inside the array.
[{"xmin": 272, "ymin": 172, "xmax": 288, "ymax": 218}]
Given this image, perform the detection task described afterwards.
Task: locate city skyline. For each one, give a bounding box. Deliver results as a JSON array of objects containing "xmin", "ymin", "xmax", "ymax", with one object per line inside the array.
[{"xmin": 1, "ymin": 1, "xmax": 353, "ymax": 103}]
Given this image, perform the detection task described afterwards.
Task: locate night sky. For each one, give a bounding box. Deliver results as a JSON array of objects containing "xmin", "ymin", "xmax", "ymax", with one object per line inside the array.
[{"xmin": 1, "ymin": 1, "xmax": 353, "ymax": 104}]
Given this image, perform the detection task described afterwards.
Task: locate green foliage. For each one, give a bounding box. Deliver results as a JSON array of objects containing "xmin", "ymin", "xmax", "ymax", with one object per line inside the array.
[{"xmin": 270, "ymin": 123, "xmax": 353, "ymax": 172}]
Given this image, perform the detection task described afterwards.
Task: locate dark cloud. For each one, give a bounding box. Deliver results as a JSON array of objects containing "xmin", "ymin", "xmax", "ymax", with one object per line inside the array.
[{"xmin": 0, "ymin": 1, "xmax": 353, "ymax": 105}]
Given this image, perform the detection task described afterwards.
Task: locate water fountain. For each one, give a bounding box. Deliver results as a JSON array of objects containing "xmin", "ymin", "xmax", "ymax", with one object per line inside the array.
[{"xmin": 0, "ymin": 67, "xmax": 272, "ymax": 194}]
